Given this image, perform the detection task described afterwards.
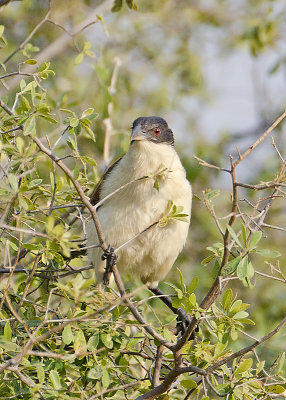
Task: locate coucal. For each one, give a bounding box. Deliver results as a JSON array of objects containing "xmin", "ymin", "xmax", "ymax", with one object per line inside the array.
[{"xmin": 87, "ymin": 116, "xmax": 192, "ymax": 329}]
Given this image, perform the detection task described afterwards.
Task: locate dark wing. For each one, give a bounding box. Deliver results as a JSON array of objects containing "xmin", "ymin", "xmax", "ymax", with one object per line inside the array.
[{"xmin": 89, "ymin": 158, "xmax": 122, "ymax": 206}]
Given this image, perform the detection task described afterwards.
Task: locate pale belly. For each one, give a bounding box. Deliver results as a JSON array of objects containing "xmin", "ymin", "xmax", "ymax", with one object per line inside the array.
[{"xmin": 87, "ymin": 176, "xmax": 191, "ymax": 287}]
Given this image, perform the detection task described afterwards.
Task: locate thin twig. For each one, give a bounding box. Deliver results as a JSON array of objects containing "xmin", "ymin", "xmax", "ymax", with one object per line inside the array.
[
  {"xmin": 4, "ymin": 10, "xmax": 51, "ymax": 64},
  {"xmin": 233, "ymin": 110, "xmax": 286, "ymax": 167},
  {"xmin": 103, "ymin": 57, "xmax": 121, "ymax": 165},
  {"xmin": 0, "ymin": 224, "xmax": 50, "ymax": 239},
  {"xmin": 207, "ymin": 316, "xmax": 286, "ymax": 373},
  {"xmin": 112, "ymin": 265, "xmax": 173, "ymax": 349},
  {"xmin": 193, "ymin": 155, "xmax": 229, "ymax": 172}
]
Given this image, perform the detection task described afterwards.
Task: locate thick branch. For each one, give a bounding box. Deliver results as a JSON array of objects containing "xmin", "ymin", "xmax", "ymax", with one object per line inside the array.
[{"xmin": 135, "ymin": 365, "xmax": 207, "ymax": 400}]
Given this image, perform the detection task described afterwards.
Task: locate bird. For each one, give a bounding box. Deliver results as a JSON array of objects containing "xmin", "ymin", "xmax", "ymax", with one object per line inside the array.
[{"xmin": 86, "ymin": 116, "xmax": 192, "ymax": 295}]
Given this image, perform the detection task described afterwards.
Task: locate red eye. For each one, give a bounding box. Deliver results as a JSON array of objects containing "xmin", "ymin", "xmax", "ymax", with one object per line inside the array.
[{"xmin": 154, "ymin": 128, "xmax": 161, "ymax": 135}]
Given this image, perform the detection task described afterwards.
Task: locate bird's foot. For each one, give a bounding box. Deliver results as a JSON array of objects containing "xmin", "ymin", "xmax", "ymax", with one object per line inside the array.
[
  {"xmin": 102, "ymin": 245, "xmax": 118, "ymax": 285},
  {"xmin": 176, "ymin": 310, "xmax": 198, "ymax": 339}
]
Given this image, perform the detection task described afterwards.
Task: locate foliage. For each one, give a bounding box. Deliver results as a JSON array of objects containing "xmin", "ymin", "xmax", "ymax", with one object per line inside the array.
[{"xmin": 0, "ymin": 1, "xmax": 286, "ymax": 399}]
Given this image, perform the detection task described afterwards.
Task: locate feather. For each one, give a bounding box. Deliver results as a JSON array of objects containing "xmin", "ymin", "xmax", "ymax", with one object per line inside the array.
[
  {"xmin": 87, "ymin": 140, "xmax": 192, "ymax": 288},
  {"xmin": 89, "ymin": 158, "xmax": 122, "ymax": 206}
]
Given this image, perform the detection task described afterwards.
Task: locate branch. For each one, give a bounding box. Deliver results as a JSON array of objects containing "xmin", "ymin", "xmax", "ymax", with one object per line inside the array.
[
  {"xmin": 0, "ymin": 0, "xmax": 114, "ymax": 95},
  {"xmin": 0, "ymin": 224, "xmax": 51, "ymax": 239},
  {"xmin": 4, "ymin": 9, "xmax": 51, "ymax": 64},
  {"xmin": 103, "ymin": 57, "xmax": 121, "ymax": 165},
  {"xmin": 135, "ymin": 365, "xmax": 207, "ymax": 400},
  {"xmin": 173, "ymin": 112, "xmax": 286, "ymax": 353},
  {"xmin": 112, "ymin": 265, "xmax": 173, "ymax": 348},
  {"xmin": 193, "ymin": 155, "xmax": 229, "ymax": 172},
  {"xmin": 0, "ymin": 287, "xmax": 149, "ymax": 374},
  {"xmin": 233, "ymin": 110, "xmax": 286, "ymax": 167},
  {"xmin": 207, "ymin": 316, "xmax": 286, "ymax": 373},
  {"xmin": 0, "ymin": 99, "xmax": 175, "ymax": 353},
  {"xmin": 152, "ymin": 345, "xmax": 164, "ymax": 388},
  {"xmin": 235, "ymin": 181, "xmax": 286, "ymax": 190}
]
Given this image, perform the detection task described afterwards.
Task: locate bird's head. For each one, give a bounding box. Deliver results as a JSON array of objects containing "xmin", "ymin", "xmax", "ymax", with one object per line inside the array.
[{"xmin": 131, "ymin": 116, "xmax": 174, "ymax": 146}]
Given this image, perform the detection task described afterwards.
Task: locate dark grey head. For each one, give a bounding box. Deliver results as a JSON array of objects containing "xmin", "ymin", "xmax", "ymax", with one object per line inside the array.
[{"xmin": 131, "ymin": 116, "xmax": 174, "ymax": 146}]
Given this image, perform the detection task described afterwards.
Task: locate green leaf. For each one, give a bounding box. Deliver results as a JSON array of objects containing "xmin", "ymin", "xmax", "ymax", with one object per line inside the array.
[
  {"xmin": 25, "ymin": 59, "xmax": 37, "ymax": 65},
  {"xmin": 23, "ymin": 115, "xmax": 36, "ymax": 137},
  {"xmin": 205, "ymin": 188, "xmax": 220, "ymax": 199},
  {"xmin": 226, "ymin": 224, "xmax": 242, "ymax": 248},
  {"xmin": 29, "ymin": 179, "xmax": 43, "ymax": 188},
  {"xmin": 112, "ymin": 0, "xmax": 123, "ymax": 12},
  {"xmin": 236, "ymin": 257, "xmax": 249, "ymax": 280},
  {"xmin": 23, "ymin": 80, "xmax": 37, "ymax": 93},
  {"xmin": 83, "ymin": 40, "xmax": 92, "ymax": 51},
  {"xmin": 159, "ymin": 215, "xmax": 168, "ymax": 227},
  {"xmin": 87, "ymin": 366, "xmax": 102, "ymax": 380},
  {"xmin": 230, "ymin": 326, "xmax": 238, "ymax": 340},
  {"xmin": 62, "ymin": 325, "xmax": 74, "ymax": 345},
  {"xmin": 278, "ymin": 352, "xmax": 285, "ymax": 373},
  {"xmin": 8, "ymin": 173, "xmax": 18, "ymax": 192},
  {"xmin": 222, "ymin": 256, "xmax": 242, "ymax": 276},
  {"xmin": 80, "ymin": 155, "xmax": 97, "ymax": 166},
  {"xmin": 81, "ymin": 122, "xmax": 95, "ymax": 141},
  {"xmin": 49, "ymin": 370, "xmax": 61, "ymax": 390},
  {"xmin": 201, "ymin": 254, "xmax": 215, "ymax": 265},
  {"xmin": 102, "ymin": 368, "xmax": 110, "ymax": 388},
  {"xmin": 181, "ymin": 379, "xmax": 197, "ymax": 389},
  {"xmin": 172, "ymin": 297, "xmax": 182, "ymax": 308},
  {"xmin": 247, "ymin": 260, "xmax": 255, "ymax": 279},
  {"xmin": 20, "ymin": 79, "xmax": 26, "ymax": 91},
  {"xmin": 187, "ymin": 276, "xmax": 198, "ymax": 294},
  {"xmin": 239, "ymin": 318, "xmax": 255, "ymax": 325},
  {"xmin": 101, "ymin": 333, "xmax": 113, "ymax": 349},
  {"xmin": 20, "ymin": 95, "xmax": 31, "ymax": 111},
  {"xmin": 256, "ymin": 360, "xmax": 265, "ymax": 374},
  {"xmin": 74, "ymin": 329, "xmax": 87, "ymax": 355},
  {"xmin": 248, "ymin": 231, "xmax": 262, "ymax": 251},
  {"xmin": 177, "ymin": 268, "xmax": 184, "ymax": 289},
  {"xmin": 36, "ymin": 365, "xmax": 45, "ymax": 384},
  {"xmin": 266, "ymin": 385, "xmax": 286, "ymax": 394},
  {"xmin": 188, "ymin": 292, "xmax": 196, "ymax": 308},
  {"xmin": 256, "ymin": 249, "xmax": 281, "ymax": 258},
  {"xmin": 154, "ymin": 177, "xmax": 160, "ymax": 191},
  {"xmin": 212, "ymin": 260, "xmax": 220, "ymax": 279},
  {"xmin": 7, "ymin": 240, "xmax": 18, "ymax": 251},
  {"xmin": 86, "ymin": 112, "xmax": 99, "ymax": 121},
  {"xmin": 222, "ymin": 289, "xmax": 233, "ymax": 312},
  {"xmin": 4, "ymin": 322, "xmax": 12, "ymax": 341},
  {"xmin": 38, "ymin": 114, "xmax": 58, "ymax": 124},
  {"xmin": 235, "ymin": 358, "xmax": 253, "ymax": 374},
  {"xmin": 23, "ymin": 243, "xmax": 42, "ymax": 250},
  {"xmin": 74, "ymin": 52, "xmax": 84, "ymax": 65},
  {"xmin": 60, "ymin": 108, "xmax": 74, "ymax": 115},
  {"xmin": 0, "ymin": 61, "xmax": 6, "ymax": 71},
  {"xmin": 233, "ymin": 311, "xmax": 249, "ymax": 320},
  {"xmin": 81, "ymin": 108, "xmax": 94, "ymax": 118},
  {"xmin": 70, "ymin": 117, "xmax": 79, "ymax": 127},
  {"xmin": 230, "ymin": 300, "xmax": 250, "ymax": 315},
  {"xmin": 241, "ymin": 223, "xmax": 247, "ymax": 246},
  {"xmin": 87, "ymin": 333, "xmax": 100, "ymax": 350},
  {"xmin": 163, "ymin": 327, "xmax": 173, "ymax": 342}
]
